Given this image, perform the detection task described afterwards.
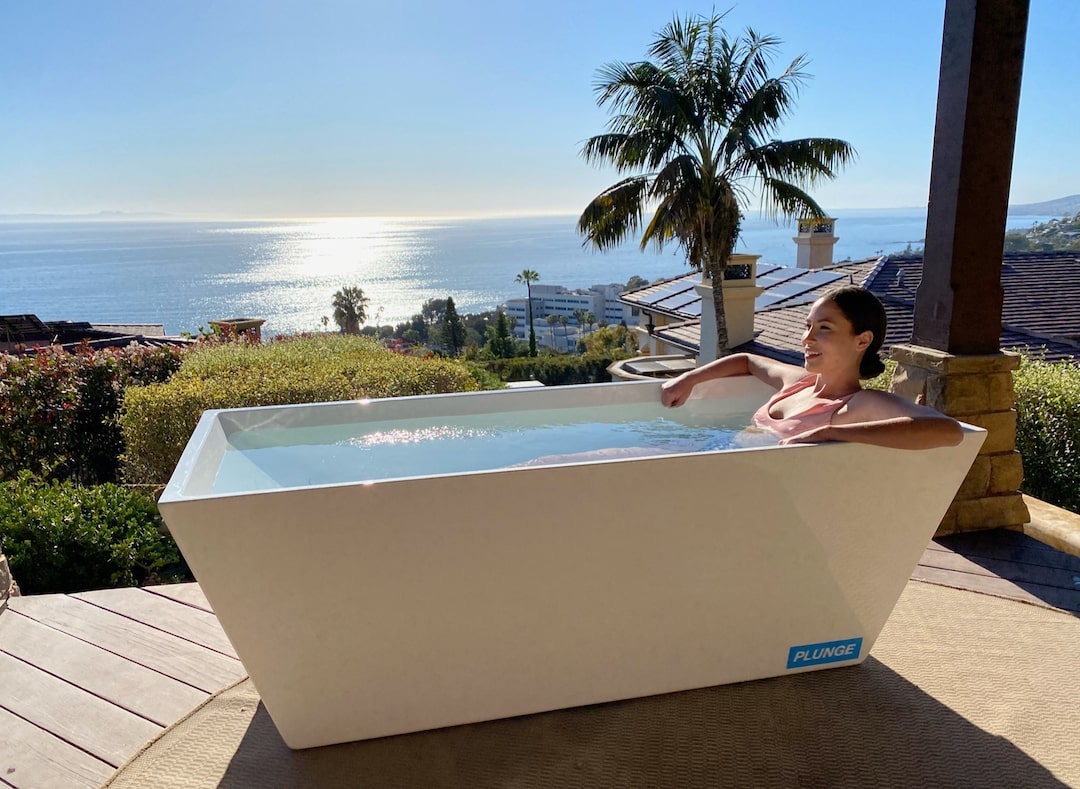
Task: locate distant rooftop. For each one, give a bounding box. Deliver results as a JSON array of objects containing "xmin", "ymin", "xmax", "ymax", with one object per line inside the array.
[
  {"xmin": 0, "ymin": 314, "xmax": 192, "ymax": 354},
  {"xmin": 623, "ymin": 251, "xmax": 1080, "ymax": 364}
]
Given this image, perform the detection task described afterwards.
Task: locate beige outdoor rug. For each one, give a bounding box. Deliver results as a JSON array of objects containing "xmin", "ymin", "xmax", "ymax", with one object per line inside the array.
[{"xmin": 102, "ymin": 581, "xmax": 1080, "ymax": 789}]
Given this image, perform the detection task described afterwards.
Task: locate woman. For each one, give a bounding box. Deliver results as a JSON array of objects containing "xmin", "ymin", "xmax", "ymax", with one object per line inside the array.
[{"xmin": 661, "ymin": 286, "xmax": 963, "ymax": 450}]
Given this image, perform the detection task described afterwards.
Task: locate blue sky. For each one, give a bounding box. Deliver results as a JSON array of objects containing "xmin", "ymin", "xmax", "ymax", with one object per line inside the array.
[{"xmin": 2, "ymin": 0, "xmax": 1076, "ymax": 218}]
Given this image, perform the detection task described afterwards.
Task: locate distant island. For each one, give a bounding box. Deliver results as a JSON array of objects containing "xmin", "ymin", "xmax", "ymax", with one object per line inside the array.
[{"xmin": 0, "ymin": 211, "xmax": 171, "ymax": 222}]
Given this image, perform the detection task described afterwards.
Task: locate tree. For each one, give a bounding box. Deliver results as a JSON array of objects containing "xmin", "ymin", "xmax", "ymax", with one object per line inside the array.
[
  {"xmin": 583, "ymin": 311, "xmax": 596, "ymax": 334},
  {"xmin": 559, "ymin": 315, "xmax": 569, "ymax": 348},
  {"xmin": 442, "ymin": 296, "xmax": 466, "ymax": 356},
  {"xmin": 578, "ymin": 13, "xmax": 855, "ymax": 356},
  {"xmin": 421, "ymin": 298, "xmax": 448, "ymax": 328},
  {"xmin": 486, "ymin": 309, "xmax": 516, "ymax": 358},
  {"xmin": 625, "ymin": 275, "xmax": 650, "ymax": 291},
  {"xmin": 331, "ymin": 285, "xmax": 369, "ymax": 335},
  {"xmin": 515, "ymin": 269, "xmax": 540, "ymax": 357},
  {"xmin": 546, "ymin": 313, "xmax": 559, "ymax": 348}
]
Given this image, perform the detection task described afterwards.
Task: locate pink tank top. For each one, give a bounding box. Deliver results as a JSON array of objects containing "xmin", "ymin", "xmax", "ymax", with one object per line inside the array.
[{"xmin": 752, "ymin": 376, "xmax": 859, "ymax": 439}]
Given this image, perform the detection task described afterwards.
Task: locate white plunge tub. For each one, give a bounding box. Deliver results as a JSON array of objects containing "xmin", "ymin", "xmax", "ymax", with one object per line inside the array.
[{"xmin": 158, "ymin": 377, "xmax": 985, "ymax": 749}]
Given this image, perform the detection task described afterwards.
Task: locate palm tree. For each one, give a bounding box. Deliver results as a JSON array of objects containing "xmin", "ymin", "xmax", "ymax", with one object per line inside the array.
[
  {"xmin": 559, "ymin": 315, "xmax": 569, "ymax": 349},
  {"xmin": 515, "ymin": 269, "xmax": 540, "ymax": 357},
  {"xmin": 331, "ymin": 285, "xmax": 369, "ymax": 335},
  {"xmin": 578, "ymin": 13, "xmax": 855, "ymax": 356},
  {"xmin": 545, "ymin": 314, "xmax": 559, "ymax": 349},
  {"xmin": 583, "ymin": 310, "xmax": 596, "ymax": 335}
]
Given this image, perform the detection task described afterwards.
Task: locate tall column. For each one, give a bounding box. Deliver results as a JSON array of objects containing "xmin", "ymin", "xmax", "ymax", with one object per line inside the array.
[
  {"xmin": 892, "ymin": 0, "xmax": 1031, "ymax": 534},
  {"xmin": 912, "ymin": 0, "xmax": 1029, "ymax": 353}
]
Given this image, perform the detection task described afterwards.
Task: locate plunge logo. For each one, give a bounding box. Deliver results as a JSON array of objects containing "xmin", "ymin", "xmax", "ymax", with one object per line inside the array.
[{"xmin": 786, "ymin": 637, "xmax": 863, "ymax": 669}]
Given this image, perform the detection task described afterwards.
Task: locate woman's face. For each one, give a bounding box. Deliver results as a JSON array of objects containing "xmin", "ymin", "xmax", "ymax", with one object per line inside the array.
[{"xmin": 801, "ymin": 298, "xmax": 872, "ymax": 375}]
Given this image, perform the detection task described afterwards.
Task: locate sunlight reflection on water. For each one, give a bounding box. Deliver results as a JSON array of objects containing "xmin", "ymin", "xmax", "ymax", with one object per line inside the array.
[{"xmin": 1, "ymin": 212, "xmax": 1054, "ymax": 335}]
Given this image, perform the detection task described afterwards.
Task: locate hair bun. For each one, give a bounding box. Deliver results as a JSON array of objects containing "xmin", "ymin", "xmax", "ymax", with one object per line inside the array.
[{"xmin": 861, "ymin": 353, "xmax": 887, "ymax": 379}]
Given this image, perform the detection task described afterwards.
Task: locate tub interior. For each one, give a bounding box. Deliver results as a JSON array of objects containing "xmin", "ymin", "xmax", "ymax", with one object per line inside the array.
[{"xmin": 170, "ymin": 378, "xmax": 777, "ymax": 497}]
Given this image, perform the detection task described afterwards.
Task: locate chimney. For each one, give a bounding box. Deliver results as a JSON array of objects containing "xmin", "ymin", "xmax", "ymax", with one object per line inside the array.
[
  {"xmin": 794, "ymin": 217, "xmax": 839, "ymax": 269},
  {"xmin": 694, "ymin": 254, "xmax": 763, "ymax": 363}
]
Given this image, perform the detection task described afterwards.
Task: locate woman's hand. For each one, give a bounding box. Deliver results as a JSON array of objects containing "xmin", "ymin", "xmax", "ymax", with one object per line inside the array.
[{"xmin": 660, "ymin": 375, "xmax": 695, "ymax": 408}]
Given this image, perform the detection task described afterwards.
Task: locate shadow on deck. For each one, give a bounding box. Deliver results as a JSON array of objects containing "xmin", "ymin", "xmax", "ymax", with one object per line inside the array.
[{"xmin": 1, "ymin": 528, "xmax": 1078, "ymax": 788}]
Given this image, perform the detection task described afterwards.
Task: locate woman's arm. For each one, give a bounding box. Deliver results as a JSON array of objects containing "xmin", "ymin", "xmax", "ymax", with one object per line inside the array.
[
  {"xmin": 782, "ymin": 416, "xmax": 963, "ymax": 449},
  {"xmin": 661, "ymin": 353, "xmax": 805, "ymax": 408},
  {"xmin": 784, "ymin": 390, "xmax": 964, "ymax": 449}
]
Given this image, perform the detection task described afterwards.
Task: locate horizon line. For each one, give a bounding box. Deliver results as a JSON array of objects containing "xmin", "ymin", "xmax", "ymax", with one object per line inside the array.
[{"xmin": 1, "ymin": 199, "xmax": 1072, "ymax": 224}]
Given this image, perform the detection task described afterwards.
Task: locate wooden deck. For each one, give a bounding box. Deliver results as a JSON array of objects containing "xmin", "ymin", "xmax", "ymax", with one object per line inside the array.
[{"xmin": 1, "ymin": 528, "xmax": 1078, "ymax": 789}]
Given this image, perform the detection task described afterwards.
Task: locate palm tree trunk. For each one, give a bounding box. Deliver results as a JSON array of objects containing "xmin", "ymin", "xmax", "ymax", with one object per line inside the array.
[
  {"xmin": 526, "ymin": 285, "xmax": 537, "ymax": 357},
  {"xmin": 709, "ymin": 263, "xmax": 730, "ymax": 357}
]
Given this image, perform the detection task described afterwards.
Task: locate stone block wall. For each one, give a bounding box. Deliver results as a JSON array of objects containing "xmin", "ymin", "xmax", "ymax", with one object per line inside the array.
[{"xmin": 890, "ymin": 344, "xmax": 1029, "ymax": 535}]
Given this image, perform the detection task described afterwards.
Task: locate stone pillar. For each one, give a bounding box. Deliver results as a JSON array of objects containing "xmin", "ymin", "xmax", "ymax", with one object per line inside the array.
[
  {"xmin": 1, "ymin": 550, "xmax": 19, "ymax": 611},
  {"xmin": 890, "ymin": 344, "xmax": 1029, "ymax": 535}
]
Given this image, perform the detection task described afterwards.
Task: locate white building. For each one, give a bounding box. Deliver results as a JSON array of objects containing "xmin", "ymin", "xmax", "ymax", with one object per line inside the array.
[{"xmin": 502, "ymin": 283, "xmax": 637, "ymax": 351}]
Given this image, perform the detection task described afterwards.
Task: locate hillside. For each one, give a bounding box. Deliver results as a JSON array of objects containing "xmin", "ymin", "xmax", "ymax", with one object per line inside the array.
[
  {"xmin": 1009, "ymin": 194, "xmax": 1080, "ymax": 216},
  {"xmin": 1004, "ymin": 211, "xmax": 1080, "ymax": 253}
]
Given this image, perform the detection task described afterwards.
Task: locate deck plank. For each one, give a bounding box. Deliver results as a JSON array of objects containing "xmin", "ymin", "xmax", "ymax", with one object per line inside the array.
[
  {"xmin": 918, "ymin": 546, "xmax": 1080, "ymax": 593},
  {"xmin": 911, "ymin": 564, "xmax": 1080, "ymax": 612},
  {"xmin": 6, "ymin": 595, "xmax": 245, "ymax": 692},
  {"xmin": 0, "ymin": 653, "xmax": 160, "ymax": 767},
  {"xmin": 144, "ymin": 582, "xmax": 214, "ymax": 613},
  {"xmin": 929, "ymin": 530, "xmax": 1080, "ymax": 571},
  {"xmin": 0, "ymin": 707, "xmax": 112, "ymax": 789},
  {"xmin": 73, "ymin": 587, "xmax": 238, "ymax": 658},
  {"xmin": 0, "ymin": 612, "xmax": 207, "ymax": 727}
]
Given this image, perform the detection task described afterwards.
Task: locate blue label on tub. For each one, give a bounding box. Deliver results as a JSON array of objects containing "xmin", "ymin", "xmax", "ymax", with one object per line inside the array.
[{"xmin": 786, "ymin": 637, "xmax": 863, "ymax": 669}]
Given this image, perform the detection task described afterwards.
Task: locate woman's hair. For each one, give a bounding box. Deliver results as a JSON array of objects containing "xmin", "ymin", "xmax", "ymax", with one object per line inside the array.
[{"xmin": 819, "ymin": 285, "xmax": 887, "ymax": 379}]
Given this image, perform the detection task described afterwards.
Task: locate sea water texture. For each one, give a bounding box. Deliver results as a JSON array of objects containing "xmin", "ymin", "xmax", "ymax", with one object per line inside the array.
[{"xmin": 0, "ymin": 210, "xmax": 1051, "ymax": 336}]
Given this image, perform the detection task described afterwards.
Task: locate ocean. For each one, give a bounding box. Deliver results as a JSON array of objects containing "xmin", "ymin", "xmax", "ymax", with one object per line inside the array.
[{"xmin": 0, "ymin": 210, "xmax": 1051, "ymax": 337}]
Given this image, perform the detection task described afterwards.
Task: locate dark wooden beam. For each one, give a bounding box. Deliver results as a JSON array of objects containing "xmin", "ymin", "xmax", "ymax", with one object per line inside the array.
[{"xmin": 912, "ymin": 0, "xmax": 1030, "ymax": 354}]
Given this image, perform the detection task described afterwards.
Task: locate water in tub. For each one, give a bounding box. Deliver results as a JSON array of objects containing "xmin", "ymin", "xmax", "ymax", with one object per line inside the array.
[{"xmin": 213, "ymin": 397, "xmax": 776, "ymax": 492}]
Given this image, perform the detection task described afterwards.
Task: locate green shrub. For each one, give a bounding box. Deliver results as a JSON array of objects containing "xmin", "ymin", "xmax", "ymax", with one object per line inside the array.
[
  {"xmin": 862, "ymin": 359, "xmax": 897, "ymax": 392},
  {"xmin": 120, "ymin": 334, "xmax": 484, "ymax": 485},
  {"xmin": 0, "ymin": 344, "xmax": 184, "ymax": 485},
  {"xmin": 481, "ymin": 355, "xmax": 621, "ymax": 386},
  {"xmin": 1014, "ymin": 356, "xmax": 1080, "ymax": 513},
  {"xmin": 0, "ymin": 473, "xmax": 184, "ymax": 594}
]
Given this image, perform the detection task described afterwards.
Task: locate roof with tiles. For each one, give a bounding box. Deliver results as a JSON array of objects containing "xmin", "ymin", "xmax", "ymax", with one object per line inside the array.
[{"xmin": 636, "ymin": 251, "xmax": 1080, "ymax": 363}]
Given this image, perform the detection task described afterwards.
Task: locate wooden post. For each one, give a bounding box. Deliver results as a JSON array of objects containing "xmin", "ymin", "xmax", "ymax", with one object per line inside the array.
[
  {"xmin": 912, "ymin": 0, "xmax": 1030, "ymax": 353},
  {"xmin": 892, "ymin": 0, "xmax": 1032, "ymax": 534}
]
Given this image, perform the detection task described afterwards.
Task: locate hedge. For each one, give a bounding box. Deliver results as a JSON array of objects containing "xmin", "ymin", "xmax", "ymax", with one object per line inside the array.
[
  {"xmin": 1014, "ymin": 356, "xmax": 1080, "ymax": 513},
  {"xmin": 120, "ymin": 334, "xmax": 486, "ymax": 485},
  {"xmin": 481, "ymin": 355, "xmax": 621, "ymax": 386},
  {"xmin": 0, "ymin": 344, "xmax": 184, "ymax": 485},
  {"xmin": 0, "ymin": 472, "xmax": 184, "ymax": 594}
]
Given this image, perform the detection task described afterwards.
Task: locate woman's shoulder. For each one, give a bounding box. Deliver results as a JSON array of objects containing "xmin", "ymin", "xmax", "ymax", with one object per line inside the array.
[{"xmin": 848, "ymin": 388, "xmax": 949, "ymax": 419}]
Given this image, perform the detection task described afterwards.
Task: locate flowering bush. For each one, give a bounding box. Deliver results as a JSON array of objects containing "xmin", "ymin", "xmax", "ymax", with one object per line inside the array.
[{"xmin": 0, "ymin": 343, "xmax": 185, "ymax": 484}]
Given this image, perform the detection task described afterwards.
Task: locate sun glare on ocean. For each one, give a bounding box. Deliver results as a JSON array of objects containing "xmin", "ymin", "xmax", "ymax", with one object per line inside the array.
[{"xmin": 211, "ymin": 217, "xmax": 448, "ymax": 332}]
